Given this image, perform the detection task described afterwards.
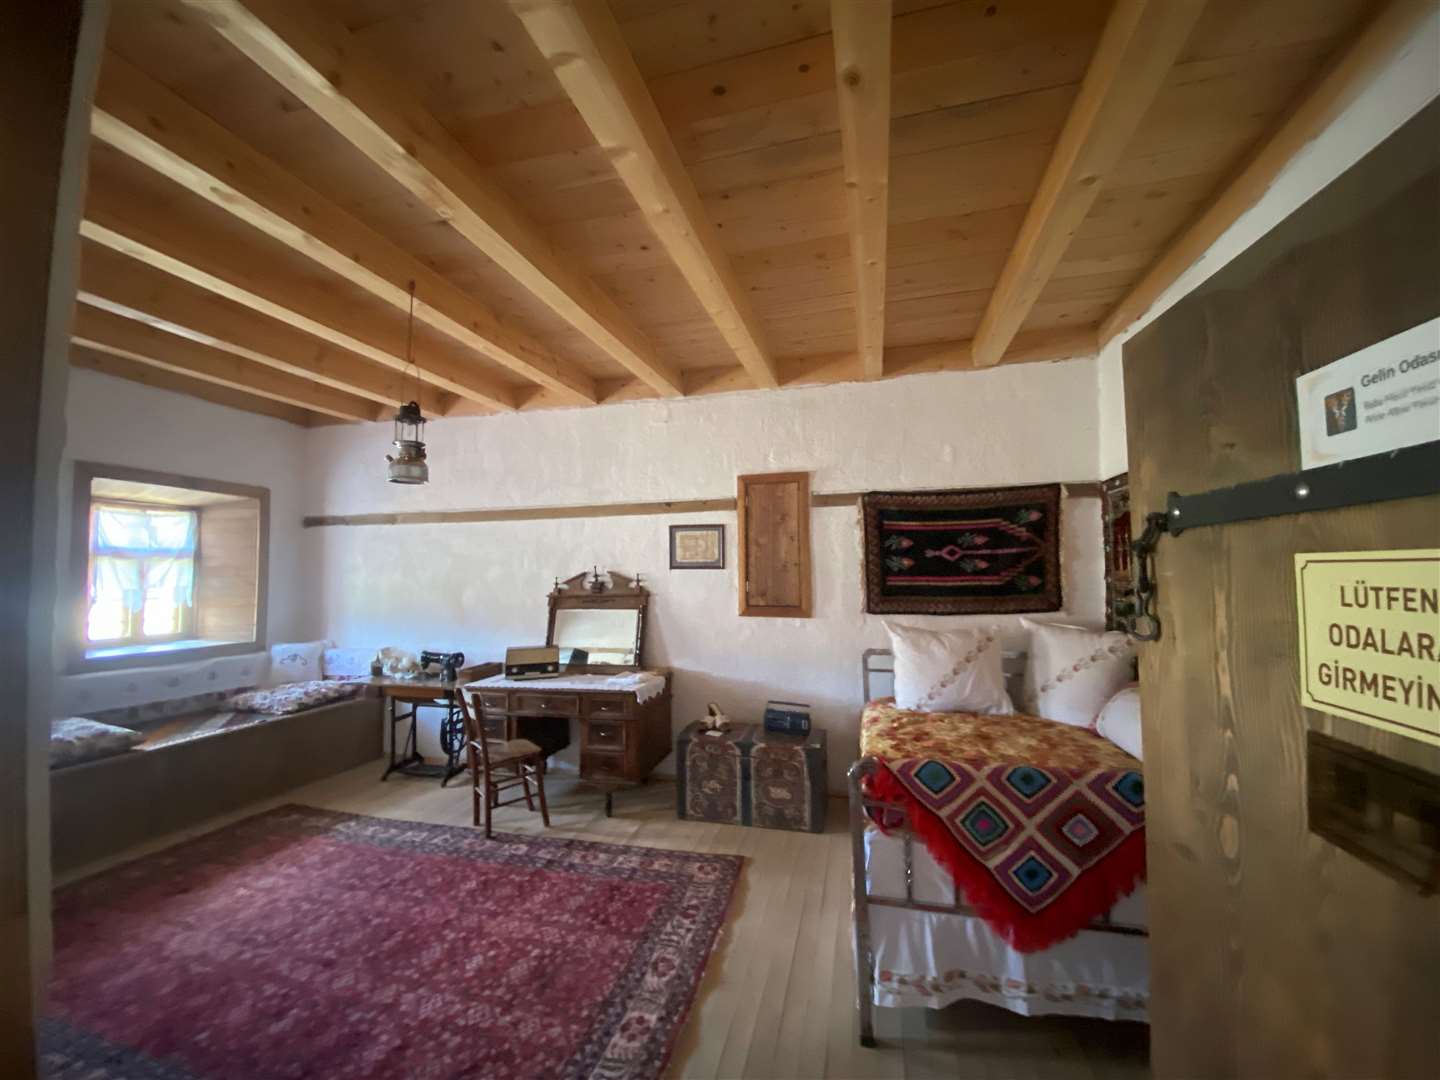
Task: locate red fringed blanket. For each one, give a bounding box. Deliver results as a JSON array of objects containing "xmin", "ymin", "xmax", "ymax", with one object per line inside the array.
[{"xmin": 861, "ymin": 700, "xmax": 1145, "ymax": 953}]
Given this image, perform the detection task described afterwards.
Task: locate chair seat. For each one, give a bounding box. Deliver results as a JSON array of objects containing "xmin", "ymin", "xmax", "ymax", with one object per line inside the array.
[{"xmin": 486, "ymin": 737, "xmax": 542, "ymax": 762}]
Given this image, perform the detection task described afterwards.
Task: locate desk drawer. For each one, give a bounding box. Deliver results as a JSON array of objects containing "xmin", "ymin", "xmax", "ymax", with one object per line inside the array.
[
  {"xmin": 511, "ymin": 692, "xmax": 579, "ymax": 716},
  {"xmin": 582, "ymin": 693, "xmax": 633, "ymax": 720},
  {"xmin": 583, "ymin": 719, "xmax": 627, "ymax": 752},
  {"xmin": 476, "ymin": 692, "xmax": 510, "ymax": 713},
  {"xmin": 582, "ymin": 750, "xmax": 629, "ymax": 781}
]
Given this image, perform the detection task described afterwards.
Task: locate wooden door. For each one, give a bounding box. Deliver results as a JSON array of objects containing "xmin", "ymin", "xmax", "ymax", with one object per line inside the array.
[{"xmin": 1124, "ymin": 101, "xmax": 1440, "ymax": 1079}]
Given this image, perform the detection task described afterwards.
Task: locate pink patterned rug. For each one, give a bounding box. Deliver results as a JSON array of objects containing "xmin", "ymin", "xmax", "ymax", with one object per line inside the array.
[{"xmin": 42, "ymin": 805, "xmax": 741, "ymax": 1079}]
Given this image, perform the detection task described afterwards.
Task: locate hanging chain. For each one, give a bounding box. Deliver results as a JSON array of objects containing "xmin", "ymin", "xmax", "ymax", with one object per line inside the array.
[
  {"xmin": 404, "ymin": 280, "xmax": 420, "ymax": 408},
  {"xmin": 1129, "ymin": 511, "xmax": 1170, "ymax": 642}
]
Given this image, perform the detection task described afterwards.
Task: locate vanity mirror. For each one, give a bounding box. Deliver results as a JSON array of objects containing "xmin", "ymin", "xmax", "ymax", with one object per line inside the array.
[{"xmin": 547, "ymin": 569, "xmax": 647, "ymax": 668}]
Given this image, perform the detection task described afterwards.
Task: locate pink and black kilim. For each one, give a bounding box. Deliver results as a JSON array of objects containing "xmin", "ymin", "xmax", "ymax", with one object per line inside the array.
[{"xmin": 861, "ymin": 485, "xmax": 1062, "ymax": 614}]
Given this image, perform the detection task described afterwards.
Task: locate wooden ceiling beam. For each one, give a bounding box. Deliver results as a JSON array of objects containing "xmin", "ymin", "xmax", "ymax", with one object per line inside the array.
[
  {"xmin": 830, "ymin": 0, "xmax": 893, "ymax": 380},
  {"xmin": 71, "ymin": 345, "xmax": 330, "ymax": 427},
  {"xmin": 1099, "ymin": 0, "xmax": 1436, "ymax": 345},
  {"xmin": 72, "ymin": 305, "xmax": 380, "ymax": 423},
  {"xmin": 178, "ymin": 0, "xmax": 686, "ymax": 398},
  {"xmin": 78, "ymin": 240, "xmax": 433, "ymax": 412},
  {"xmin": 509, "ymin": 0, "xmax": 778, "ymax": 389},
  {"xmin": 91, "ymin": 53, "xmax": 591, "ymax": 408},
  {"xmin": 78, "ymin": 211, "xmax": 517, "ymax": 414},
  {"xmin": 971, "ymin": 0, "xmax": 1208, "ymax": 368},
  {"xmin": 559, "ymin": 326, "xmax": 1097, "ymax": 406}
]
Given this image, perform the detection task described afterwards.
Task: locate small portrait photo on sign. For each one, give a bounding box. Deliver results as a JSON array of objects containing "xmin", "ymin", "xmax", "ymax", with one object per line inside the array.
[
  {"xmin": 1324, "ymin": 386, "xmax": 1358, "ymax": 435},
  {"xmin": 670, "ymin": 524, "xmax": 725, "ymax": 569},
  {"xmin": 1296, "ymin": 316, "xmax": 1440, "ymax": 469}
]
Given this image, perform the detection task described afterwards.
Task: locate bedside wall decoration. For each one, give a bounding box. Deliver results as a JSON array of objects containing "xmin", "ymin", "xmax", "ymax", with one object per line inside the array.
[
  {"xmin": 1101, "ymin": 472, "xmax": 1135, "ymax": 630},
  {"xmin": 670, "ymin": 524, "xmax": 725, "ymax": 569},
  {"xmin": 861, "ymin": 484, "xmax": 1062, "ymax": 615}
]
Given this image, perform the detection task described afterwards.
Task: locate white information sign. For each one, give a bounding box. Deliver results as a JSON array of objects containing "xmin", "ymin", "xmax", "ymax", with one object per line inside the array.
[{"xmin": 1295, "ymin": 317, "xmax": 1440, "ymax": 470}]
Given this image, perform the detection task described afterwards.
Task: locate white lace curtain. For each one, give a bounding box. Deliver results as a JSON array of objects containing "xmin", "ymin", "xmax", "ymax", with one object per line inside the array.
[{"xmin": 88, "ymin": 505, "xmax": 198, "ymax": 641}]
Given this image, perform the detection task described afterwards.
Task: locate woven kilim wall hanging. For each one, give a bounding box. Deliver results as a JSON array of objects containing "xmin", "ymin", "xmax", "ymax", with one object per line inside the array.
[{"xmin": 861, "ymin": 485, "xmax": 1063, "ymax": 615}]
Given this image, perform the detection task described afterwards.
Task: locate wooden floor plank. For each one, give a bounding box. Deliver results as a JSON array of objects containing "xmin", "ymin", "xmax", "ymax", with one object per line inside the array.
[
  {"xmin": 56, "ymin": 761, "xmax": 1150, "ymax": 1078},
  {"xmin": 764, "ymin": 822, "xmax": 831, "ymax": 1080},
  {"xmin": 731, "ymin": 829, "xmax": 810, "ymax": 1078},
  {"xmin": 801, "ymin": 803, "xmax": 851, "ymax": 1074}
]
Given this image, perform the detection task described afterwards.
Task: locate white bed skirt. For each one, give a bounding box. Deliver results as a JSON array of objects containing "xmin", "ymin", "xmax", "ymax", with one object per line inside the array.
[{"xmin": 864, "ymin": 827, "xmax": 1149, "ymax": 1022}]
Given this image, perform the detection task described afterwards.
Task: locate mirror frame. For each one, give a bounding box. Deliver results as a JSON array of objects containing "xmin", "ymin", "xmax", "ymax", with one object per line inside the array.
[{"xmin": 546, "ymin": 569, "xmax": 648, "ymax": 670}]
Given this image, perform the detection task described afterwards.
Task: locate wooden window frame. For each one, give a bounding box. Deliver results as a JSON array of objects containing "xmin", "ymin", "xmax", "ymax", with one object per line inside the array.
[
  {"xmin": 737, "ymin": 471, "xmax": 813, "ymax": 618},
  {"xmin": 67, "ymin": 461, "xmax": 269, "ymax": 673}
]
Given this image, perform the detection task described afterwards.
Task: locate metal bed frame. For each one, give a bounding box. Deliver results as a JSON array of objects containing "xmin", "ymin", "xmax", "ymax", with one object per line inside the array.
[{"xmin": 848, "ymin": 648, "xmax": 1146, "ymax": 1047}]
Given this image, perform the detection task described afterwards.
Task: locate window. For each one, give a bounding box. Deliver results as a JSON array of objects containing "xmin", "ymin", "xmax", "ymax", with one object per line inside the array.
[
  {"xmin": 86, "ymin": 504, "xmax": 198, "ymax": 646},
  {"xmin": 69, "ymin": 463, "xmax": 269, "ymax": 671}
]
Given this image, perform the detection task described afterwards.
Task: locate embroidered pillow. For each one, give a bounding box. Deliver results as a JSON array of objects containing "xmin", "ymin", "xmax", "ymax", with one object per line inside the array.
[
  {"xmin": 1096, "ymin": 685, "xmax": 1142, "ymax": 760},
  {"xmin": 230, "ymin": 680, "xmax": 362, "ymax": 716},
  {"xmin": 322, "ymin": 646, "xmax": 380, "ymax": 680},
  {"xmin": 1021, "ymin": 619, "xmax": 1135, "ymax": 728},
  {"xmin": 267, "ymin": 640, "xmax": 327, "ymax": 687},
  {"xmin": 884, "ymin": 622, "xmax": 1013, "ymax": 715},
  {"xmin": 50, "ymin": 717, "xmax": 143, "ymax": 769}
]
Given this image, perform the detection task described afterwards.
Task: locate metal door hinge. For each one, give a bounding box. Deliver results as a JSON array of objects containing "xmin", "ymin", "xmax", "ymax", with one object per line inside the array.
[{"xmin": 1126, "ymin": 441, "xmax": 1439, "ymax": 642}]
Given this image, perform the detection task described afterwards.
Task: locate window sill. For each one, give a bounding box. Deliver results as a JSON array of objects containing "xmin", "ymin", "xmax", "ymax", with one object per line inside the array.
[
  {"xmin": 85, "ymin": 639, "xmax": 240, "ymax": 661},
  {"xmin": 70, "ymin": 638, "xmax": 260, "ymax": 675}
]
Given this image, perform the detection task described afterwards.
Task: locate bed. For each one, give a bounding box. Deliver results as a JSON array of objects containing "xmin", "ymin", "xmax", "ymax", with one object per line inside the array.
[{"xmin": 849, "ymin": 649, "xmax": 1148, "ymax": 1046}]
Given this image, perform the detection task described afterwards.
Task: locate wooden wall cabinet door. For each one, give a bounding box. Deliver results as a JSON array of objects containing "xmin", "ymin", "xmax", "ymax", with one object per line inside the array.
[{"xmin": 737, "ymin": 471, "xmax": 812, "ymax": 618}]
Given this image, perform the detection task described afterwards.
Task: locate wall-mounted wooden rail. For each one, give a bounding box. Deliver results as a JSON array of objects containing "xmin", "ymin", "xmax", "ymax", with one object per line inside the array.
[{"xmin": 302, "ymin": 483, "xmax": 1101, "ymax": 528}]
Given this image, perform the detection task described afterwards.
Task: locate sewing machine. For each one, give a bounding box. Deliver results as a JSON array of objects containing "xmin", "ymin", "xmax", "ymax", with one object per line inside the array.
[{"xmin": 419, "ymin": 650, "xmax": 465, "ymax": 683}]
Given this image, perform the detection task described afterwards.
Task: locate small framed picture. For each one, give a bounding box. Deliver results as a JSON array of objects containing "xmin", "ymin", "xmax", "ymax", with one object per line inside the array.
[{"xmin": 670, "ymin": 524, "xmax": 725, "ymax": 569}]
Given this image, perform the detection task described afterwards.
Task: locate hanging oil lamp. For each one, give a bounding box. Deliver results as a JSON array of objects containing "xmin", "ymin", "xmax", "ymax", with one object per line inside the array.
[
  {"xmin": 386, "ymin": 400, "xmax": 428, "ymax": 484},
  {"xmin": 386, "ymin": 282, "xmax": 430, "ymax": 485}
]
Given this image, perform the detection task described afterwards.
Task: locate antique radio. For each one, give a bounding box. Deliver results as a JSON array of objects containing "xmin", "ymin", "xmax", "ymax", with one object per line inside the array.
[
  {"xmin": 763, "ymin": 699, "xmax": 812, "ymax": 736},
  {"xmin": 504, "ymin": 645, "xmax": 561, "ymax": 679}
]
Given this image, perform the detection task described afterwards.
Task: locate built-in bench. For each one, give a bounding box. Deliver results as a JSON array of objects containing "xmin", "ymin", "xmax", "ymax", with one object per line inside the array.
[{"xmin": 51, "ymin": 694, "xmax": 382, "ymax": 874}]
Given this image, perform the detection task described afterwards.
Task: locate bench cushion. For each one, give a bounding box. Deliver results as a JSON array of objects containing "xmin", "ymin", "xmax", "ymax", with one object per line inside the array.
[
  {"xmin": 228, "ymin": 679, "xmax": 363, "ymax": 716},
  {"xmin": 50, "ymin": 718, "xmax": 143, "ymax": 769}
]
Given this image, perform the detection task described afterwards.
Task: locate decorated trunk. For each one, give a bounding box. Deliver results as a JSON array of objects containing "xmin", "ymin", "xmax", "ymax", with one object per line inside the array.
[{"xmin": 676, "ymin": 722, "xmax": 827, "ymax": 833}]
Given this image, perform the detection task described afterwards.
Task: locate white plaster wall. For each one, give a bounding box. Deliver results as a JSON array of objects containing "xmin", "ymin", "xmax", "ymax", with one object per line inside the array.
[
  {"xmin": 1096, "ymin": 344, "xmax": 1128, "ymax": 480},
  {"xmin": 59, "ymin": 368, "xmax": 311, "ymax": 652},
  {"xmin": 300, "ymin": 360, "xmax": 1103, "ymax": 792},
  {"xmin": 1093, "ymin": 9, "xmax": 1440, "ymax": 478}
]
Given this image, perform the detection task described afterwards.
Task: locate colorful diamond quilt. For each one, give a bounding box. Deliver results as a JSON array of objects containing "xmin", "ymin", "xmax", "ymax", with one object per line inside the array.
[{"xmin": 862, "ymin": 700, "xmax": 1145, "ymax": 952}]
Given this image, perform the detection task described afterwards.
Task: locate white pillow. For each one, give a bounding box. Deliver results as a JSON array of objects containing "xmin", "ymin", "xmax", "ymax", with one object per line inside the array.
[
  {"xmin": 322, "ymin": 646, "xmax": 379, "ymax": 680},
  {"xmin": 884, "ymin": 622, "xmax": 1013, "ymax": 715},
  {"xmin": 268, "ymin": 640, "xmax": 327, "ymax": 687},
  {"xmin": 1021, "ymin": 618, "xmax": 1135, "ymax": 728},
  {"xmin": 1096, "ymin": 685, "xmax": 1142, "ymax": 760}
]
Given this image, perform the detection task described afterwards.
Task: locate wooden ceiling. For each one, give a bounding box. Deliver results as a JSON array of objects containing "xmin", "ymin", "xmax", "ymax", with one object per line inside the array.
[{"xmin": 70, "ymin": 0, "xmax": 1406, "ymax": 427}]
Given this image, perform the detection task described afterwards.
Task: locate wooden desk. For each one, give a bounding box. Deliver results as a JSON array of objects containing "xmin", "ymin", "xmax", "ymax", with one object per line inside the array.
[
  {"xmin": 371, "ymin": 663, "xmax": 500, "ymax": 785},
  {"xmin": 468, "ymin": 668, "xmax": 672, "ymax": 809}
]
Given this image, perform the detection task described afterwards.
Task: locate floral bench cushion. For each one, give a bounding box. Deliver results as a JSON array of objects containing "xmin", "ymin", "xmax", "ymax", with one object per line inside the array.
[
  {"xmin": 227, "ymin": 680, "xmax": 363, "ymax": 716},
  {"xmin": 51, "ymin": 718, "xmax": 144, "ymax": 769}
]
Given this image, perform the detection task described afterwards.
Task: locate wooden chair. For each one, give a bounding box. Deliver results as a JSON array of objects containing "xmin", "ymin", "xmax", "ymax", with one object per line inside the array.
[{"xmin": 458, "ymin": 690, "xmax": 550, "ymax": 838}]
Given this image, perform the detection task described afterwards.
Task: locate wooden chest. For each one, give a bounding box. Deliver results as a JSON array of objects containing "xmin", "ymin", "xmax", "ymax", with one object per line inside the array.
[{"xmin": 676, "ymin": 723, "xmax": 827, "ymax": 833}]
